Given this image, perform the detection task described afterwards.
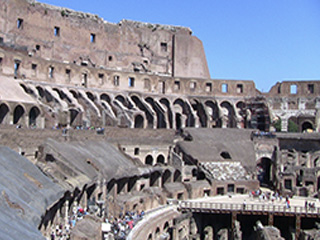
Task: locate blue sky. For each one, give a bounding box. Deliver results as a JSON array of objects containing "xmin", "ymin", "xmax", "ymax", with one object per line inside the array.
[{"xmin": 38, "ymin": 0, "xmax": 320, "ymax": 92}]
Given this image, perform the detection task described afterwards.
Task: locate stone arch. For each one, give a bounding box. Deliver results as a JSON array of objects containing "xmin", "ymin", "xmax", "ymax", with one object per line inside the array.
[
  {"xmin": 257, "ymin": 157, "xmax": 273, "ymax": 187},
  {"xmin": 302, "ymin": 121, "xmax": 313, "ymax": 132},
  {"xmin": 155, "ymin": 227, "xmax": 160, "ymax": 239},
  {"xmin": 36, "ymin": 86, "xmax": 45, "ymax": 98},
  {"xmin": 161, "ymin": 169, "xmax": 171, "ymax": 187},
  {"xmin": 150, "ymin": 171, "xmax": 161, "ymax": 187},
  {"xmin": 145, "ymin": 155, "xmax": 153, "ymax": 165},
  {"xmin": 100, "ymin": 93, "xmax": 111, "ymax": 103},
  {"xmin": 69, "ymin": 89, "xmax": 79, "ymax": 99},
  {"xmin": 160, "ymin": 98, "xmax": 173, "ymax": 128},
  {"xmin": 13, "ymin": 104, "xmax": 25, "ymax": 124},
  {"xmin": 173, "ymin": 169, "xmax": 182, "ymax": 182},
  {"xmin": 134, "ymin": 114, "xmax": 144, "ymax": 128},
  {"xmin": 236, "ymin": 101, "xmax": 246, "ymax": 128},
  {"xmin": 157, "ymin": 154, "xmax": 165, "ymax": 164},
  {"xmin": 205, "ymin": 100, "xmax": 221, "ymax": 128},
  {"xmin": 29, "ymin": 106, "xmax": 41, "ymax": 127},
  {"xmin": 115, "ymin": 94, "xmax": 129, "ymax": 108},
  {"xmin": 163, "ymin": 221, "xmax": 170, "ymax": 232},
  {"xmin": 86, "ymin": 91, "xmax": 95, "ymax": 102},
  {"xmin": 190, "ymin": 98, "xmax": 207, "ymax": 127},
  {"xmin": 220, "ymin": 101, "xmax": 236, "ymax": 128},
  {"xmin": 146, "ymin": 97, "xmax": 166, "ymax": 128},
  {"xmin": 131, "ymin": 95, "xmax": 153, "ymax": 128},
  {"xmin": 69, "ymin": 108, "xmax": 80, "ymax": 126},
  {"xmin": 147, "ymin": 233, "xmax": 152, "ymax": 240},
  {"xmin": 173, "ymin": 98, "xmax": 194, "ymax": 127},
  {"xmin": 0, "ymin": 103, "xmax": 10, "ymax": 124}
]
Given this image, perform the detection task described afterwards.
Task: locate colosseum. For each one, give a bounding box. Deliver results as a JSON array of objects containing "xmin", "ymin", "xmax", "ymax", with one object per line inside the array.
[{"xmin": 0, "ymin": 0, "xmax": 320, "ymax": 239}]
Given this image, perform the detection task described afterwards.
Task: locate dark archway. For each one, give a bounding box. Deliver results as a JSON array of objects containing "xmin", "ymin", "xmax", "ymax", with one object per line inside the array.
[
  {"xmin": 134, "ymin": 114, "xmax": 144, "ymax": 128},
  {"xmin": 161, "ymin": 169, "xmax": 171, "ymax": 187},
  {"xmin": 145, "ymin": 155, "xmax": 153, "ymax": 165},
  {"xmin": 257, "ymin": 157, "xmax": 272, "ymax": 187},
  {"xmin": 0, "ymin": 103, "xmax": 9, "ymax": 124},
  {"xmin": 69, "ymin": 109, "xmax": 79, "ymax": 126},
  {"xmin": 29, "ymin": 106, "xmax": 40, "ymax": 127},
  {"xmin": 13, "ymin": 105, "xmax": 25, "ymax": 124},
  {"xmin": 173, "ymin": 170, "xmax": 182, "ymax": 182},
  {"xmin": 100, "ymin": 93, "xmax": 111, "ymax": 103},
  {"xmin": 302, "ymin": 121, "xmax": 313, "ymax": 132},
  {"xmin": 157, "ymin": 154, "xmax": 165, "ymax": 164}
]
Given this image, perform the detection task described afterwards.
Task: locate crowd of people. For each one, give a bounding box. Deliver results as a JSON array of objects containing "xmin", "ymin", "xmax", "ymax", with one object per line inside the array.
[{"xmin": 103, "ymin": 210, "xmax": 145, "ymax": 240}]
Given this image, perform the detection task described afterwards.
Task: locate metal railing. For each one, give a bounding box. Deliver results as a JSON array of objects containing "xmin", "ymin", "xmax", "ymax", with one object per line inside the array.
[{"xmin": 179, "ymin": 201, "xmax": 320, "ymax": 215}]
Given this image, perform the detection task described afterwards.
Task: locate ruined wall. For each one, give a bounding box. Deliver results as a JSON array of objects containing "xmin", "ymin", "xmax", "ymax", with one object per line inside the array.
[{"xmin": 0, "ymin": 0, "xmax": 209, "ymax": 79}]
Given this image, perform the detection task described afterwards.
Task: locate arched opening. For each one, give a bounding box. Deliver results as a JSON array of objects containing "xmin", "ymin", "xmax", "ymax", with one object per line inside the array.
[
  {"xmin": 173, "ymin": 170, "xmax": 182, "ymax": 182},
  {"xmin": 147, "ymin": 233, "xmax": 152, "ymax": 240},
  {"xmin": 70, "ymin": 90, "xmax": 78, "ymax": 99},
  {"xmin": 160, "ymin": 98, "xmax": 173, "ymax": 128},
  {"xmin": 86, "ymin": 92, "xmax": 95, "ymax": 102},
  {"xmin": 29, "ymin": 106, "xmax": 40, "ymax": 127},
  {"xmin": 157, "ymin": 154, "xmax": 165, "ymax": 164},
  {"xmin": 191, "ymin": 99, "xmax": 207, "ymax": 127},
  {"xmin": 134, "ymin": 114, "xmax": 144, "ymax": 128},
  {"xmin": 150, "ymin": 171, "xmax": 161, "ymax": 187},
  {"xmin": 13, "ymin": 105, "xmax": 25, "ymax": 124},
  {"xmin": 220, "ymin": 151, "xmax": 232, "ymax": 159},
  {"xmin": 302, "ymin": 121, "xmax": 313, "ymax": 132},
  {"xmin": 220, "ymin": 101, "xmax": 236, "ymax": 128},
  {"xmin": 175, "ymin": 113, "xmax": 182, "ymax": 130},
  {"xmin": 161, "ymin": 170, "xmax": 171, "ymax": 187},
  {"xmin": 146, "ymin": 97, "xmax": 166, "ymax": 128},
  {"xmin": 131, "ymin": 95, "xmax": 153, "ymax": 128},
  {"xmin": 145, "ymin": 155, "xmax": 153, "ymax": 165},
  {"xmin": 69, "ymin": 109, "xmax": 79, "ymax": 126},
  {"xmin": 100, "ymin": 93, "xmax": 111, "ymax": 103},
  {"xmin": 257, "ymin": 157, "xmax": 273, "ymax": 187},
  {"xmin": 155, "ymin": 227, "xmax": 160, "ymax": 239},
  {"xmin": 163, "ymin": 221, "xmax": 169, "ymax": 232},
  {"xmin": 205, "ymin": 100, "xmax": 221, "ymax": 128},
  {"xmin": 0, "ymin": 103, "xmax": 9, "ymax": 124}
]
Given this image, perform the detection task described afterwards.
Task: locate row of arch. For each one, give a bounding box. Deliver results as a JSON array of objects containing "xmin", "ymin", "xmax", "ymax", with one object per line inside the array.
[
  {"xmin": 0, "ymin": 102, "xmax": 41, "ymax": 127},
  {"xmin": 20, "ymin": 83, "xmax": 259, "ymax": 130}
]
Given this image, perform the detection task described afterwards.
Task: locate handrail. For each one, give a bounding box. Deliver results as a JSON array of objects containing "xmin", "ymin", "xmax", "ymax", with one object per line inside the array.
[{"xmin": 179, "ymin": 201, "xmax": 320, "ymax": 215}]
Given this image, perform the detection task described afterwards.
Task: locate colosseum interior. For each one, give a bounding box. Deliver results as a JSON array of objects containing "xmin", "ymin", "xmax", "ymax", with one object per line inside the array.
[{"xmin": 0, "ymin": 0, "xmax": 320, "ymax": 239}]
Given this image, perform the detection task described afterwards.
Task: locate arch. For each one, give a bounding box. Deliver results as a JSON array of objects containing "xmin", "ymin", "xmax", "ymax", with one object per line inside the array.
[
  {"xmin": 100, "ymin": 93, "xmax": 111, "ymax": 103},
  {"xmin": 134, "ymin": 114, "xmax": 144, "ymax": 128},
  {"xmin": 220, "ymin": 151, "xmax": 232, "ymax": 159},
  {"xmin": 302, "ymin": 121, "xmax": 313, "ymax": 132},
  {"xmin": 173, "ymin": 98, "xmax": 194, "ymax": 127},
  {"xmin": 29, "ymin": 106, "xmax": 40, "ymax": 127},
  {"xmin": 69, "ymin": 89, "xmax": 79, "ymax": 99},
  {"xmin": 147, "ymin": 233, "xmax": 152, "ymax": 240},
  {"xmin": 150, "ymin": 171, "xmax": 161, "ymax": 187},
  {"xmin": 36, "ymin": 86, "xmax": 45, "ymax": 98},
  {"xmin": 13, "ymin": 105, "xmax": 25, "ymax": 124},
  {"xmin": 163, "ymin": 221, "xmax": 170, "ymax": 232},
  {"xmin": 220, "ymin": 101, "xmax": 236, "ymax": 128},
  {"xmin": 175, "ymin": 113, "xmax": 182, "ymax": 130},
  {"xmin": 145, "ymin": 155, "xmax": 153, "ymax": 165},
  {"xmin": 86, "ymin": 91, "xmax": 95, "ymax": 102},
  {"xmin": 0, "ymin": 103, "xmax": 9, "ymax": 124},
  {"xmin": 191, "ymin": 98, "xmax": 207, "ymax": 127},
  {"xmin": 160, "ymin": 98, "xmax": 173, "ymax": 128},
  {"xmin": 257, "ymin": 157, "xmax": 273, "ymax": 187},
  {"xmin": 161, "ymin": 169, "xmax": 171, "ymax": 187},
  {"xmin": 115, "ymin": 95, "xmax": 127, "ymax": 107},
  {"xmin": 69, "ymin": 109, "xmax": 79, "ymax": 126},
  {"xmin": 205, "ymin": 100, "xmax": 221, "ymax": 128},
  {"xmin": 131, "ymin": 95, "xmax": 153, "ymax": 128},
  {"xmin": 236, "ymin": 101, "xmax": 247, "ymax": 128},
  {"xmin": 157, "ymin": 154, "xmax": 165, "ymax": 164},
  {"xmin": 173, "ymin": 170, "xmax": 182, "ymax": 182},
  {"xmin": 155, "ymin": 227, "xmax": 160, "ymax": 239},
  {"xmin": 146, "ymin": 97, "xmax": 166, "ymax": 128}
]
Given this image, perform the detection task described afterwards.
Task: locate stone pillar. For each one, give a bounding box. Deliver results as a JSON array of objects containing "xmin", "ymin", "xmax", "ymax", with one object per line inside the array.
[
  {"xmin": 315, "ymin": 109, "xmax": 320, "ymax": 132},
  {"xmin": 281, "ymin": 117, "xmax": 288, "ymax": 132}
]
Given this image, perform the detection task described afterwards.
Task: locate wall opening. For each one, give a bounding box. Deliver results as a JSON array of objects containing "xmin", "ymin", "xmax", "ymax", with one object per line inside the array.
[
  {"xmin": 237, "ymin": 84, "xmax": 243, "ymax": 93},
  {"xmin": 205, "ymin": 82, "xmax": 212, "ymax": 92},
  {"xmin": 290, "ymin": 84, "xmax": 297, "ymax": 94},
  {"xmin": 128, "ymin": 77, "xmax": 135, "ymax": 87},
  {"xmin": 13, "ymin": 105, "xmax": 25, "ymax": 124},
  {"xmin": 17, "ymin": 18, "xmax": 24, "ymax": 29},
  {"xmin": 0, "ymin": 103, "xmax": 9, "ymax": 124},
  {"xmin": 90, "ymin": 33, "xmax": 96, "ymax": 43},
  {"xmin": 221, "ymin": 83, "xmax": 228, "ymax": 93},
  {"xmin": 29, "ymin": 106, "xmax": 40, "ymax": 127},
  {"xmin": 54, "ymin": 26, "xmax": 60, "ymax": 37},
  {"xmin": 145, "ymin": 155, "xmax": 153, "ymax": 165}
]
